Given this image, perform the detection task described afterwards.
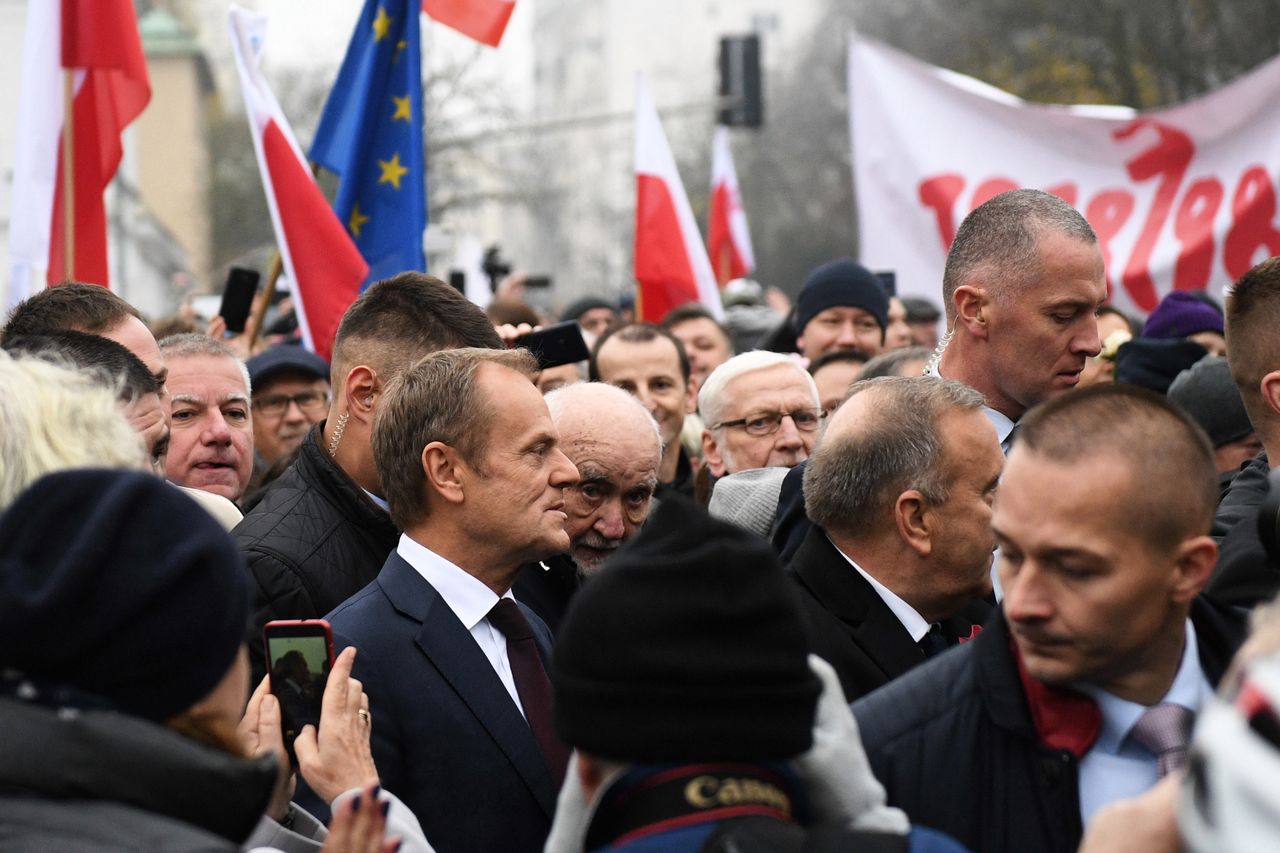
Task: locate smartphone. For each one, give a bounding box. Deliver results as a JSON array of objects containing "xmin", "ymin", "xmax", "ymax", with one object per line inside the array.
[
  {"xmin": 515, "ymin": 320, "xmax": 591, "ymax": 370},
  {"xmin": 219, "ymin": 267, "xmax": 261, "ymax": 334},
  {"xmin": 263, "ymin": 619, "xmax": 335, "ymax": 764},
  {"xmin": 524, "ymin": 275, "xmax": 552, "ymax": 289}
]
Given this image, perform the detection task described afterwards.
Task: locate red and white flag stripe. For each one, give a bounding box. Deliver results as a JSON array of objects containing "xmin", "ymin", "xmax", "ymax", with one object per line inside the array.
[
  {"xmin": 420, "ymin": 0, "xmax": 515, "ymax": 47},
  {"xmin": 7, "ymin": 0, "xmax": 150, "ymax": 307},
  {"xmin": 229, "ymin": 7, "xmax": 367, "ymax": 361},
  {"xmin": 707, "ymin": 125, "xmax": 755, "ymax": 286},
  {"xmin": 633, "ymin": 74, "xmax": 724, "ymax": 324}
]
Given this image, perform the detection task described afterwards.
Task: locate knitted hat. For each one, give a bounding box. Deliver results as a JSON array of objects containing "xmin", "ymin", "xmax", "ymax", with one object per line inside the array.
[
  {"xmin": 1114, "ymin": 338, "xmax": 1209, "ymax": 395},
  {"xmin": 246, "ymin": 343, "xmax": 329, "ymax": 389},
  {"xmin": 0, "ymin": 470, "xmax": 251, "ymax": 722},
  {"xmin": 794, "ymin": 259, "xmax": 889, "ymax": 337},
  {"xmin": 1167, "ymin": 357, "xmax": 1254, "ymax": 448},
  {"xmin": 560, "ymin": 297, "xmax": 616, "ymax": 324},
  {"xmin": 708, "ymin": 467, "xmax": 789, "ymax": 539},
  {"xmin": 552, "ymin": 493, "xmax": 821, "ymax": 762},
  {"xmin": 1143, "ymin": 291, "xmax": 1224, "ymax": 340}
]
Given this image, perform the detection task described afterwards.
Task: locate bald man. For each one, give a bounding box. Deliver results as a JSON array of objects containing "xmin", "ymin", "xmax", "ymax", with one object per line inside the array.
[{"xmin": 514, "ymin": 382, "xmax": 663, "ymax": 632}]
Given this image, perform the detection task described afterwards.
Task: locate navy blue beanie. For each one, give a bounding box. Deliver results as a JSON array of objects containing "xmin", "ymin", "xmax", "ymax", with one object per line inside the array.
[
  {"xmin": 0, "ymin": 469, "xmax": 250, "ymax": 722},
  {"xmin": 794, "ymin": 258, "xmax": 889, "ymax": 337}
]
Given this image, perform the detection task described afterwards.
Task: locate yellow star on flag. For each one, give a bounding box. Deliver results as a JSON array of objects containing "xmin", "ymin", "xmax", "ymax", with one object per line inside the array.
[
  {"xmin": 348, "ymin": 204, "xmax": 370, "ymax": 237},
  {"xmin": 377, "ymin": 153, "xmax": 409, "ymax": 190},
  {"xmin": 372, "ymin": 6, "xmax": 393, "ymax": 42},
  {"xmin": 393, "ymin": 39, "xmax": 407, "ymax": 63},
  {"xmin": 392, "ymin": 95, "xmax": 412, "ymax": 122}
]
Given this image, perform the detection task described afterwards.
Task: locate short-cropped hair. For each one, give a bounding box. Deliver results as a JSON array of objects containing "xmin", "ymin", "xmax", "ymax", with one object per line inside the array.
[
  {"xmin": 4, "ymin": 330, "xmax": 159, "ymax": 402},
  {"xmin": 373, "ymin": 347, "xmax": 538, "ymax": 530},
  {"xmin": 858, "ymin": 346, "xmax": 931, "ymax": 380},
  {"xmin": 0, "ymin": 351, "xmax": 145, "ymax": 509},
  {"xmin": 1, "ymin": 282, "xmax": 141, "ymax": 345},
  {"xmin": 1016, "ymin": 383, "xmax": 1217, "ymax": 546},
  {"xmin": 1226, "ymin": 256, "xmax": 1280, "ymax": 428},
  {"xmin": 589, "ymin": 323, "xmax": 690, "ymax": 384},
  {"xmin": 699, "ymin": 351, "xmax": 818, "ymax": 427},
  {"xmin": 805, "ymin": 376, "xmax": 985, "ymax": 539},
  {"xmin": 159, "ymin": 333, "xmax": 251, "ymax": 393},
  {"xmin": 942, "ymin": 189, "xmax": 1096, "ymax": 322},
  {"xmin": 332, "ymin": 272, "xmax": 502, "ymax": 387}
]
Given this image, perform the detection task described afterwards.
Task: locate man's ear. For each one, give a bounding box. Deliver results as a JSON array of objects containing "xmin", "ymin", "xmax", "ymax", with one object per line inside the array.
[
  {"xmin": 684, "ymin": 375, "xmax": 699, "ymax": 416},
  {"xmin": 1170, "ymin": 535, "xmax": 1217, "ymax": 604},
  {"xmin": 1260, "ymin": 369, "xmax": 1280, "ymax": 419},
  {"xmin": 422, "ymin": 442, "xmax": 466, "ymax": 505},
  {"xmin": 894, "ymin": 490, "xmax": 933, "ymax": 557},
  {"xmin": 701, "ymin": 429, "xmax": 727, "ymax": 478},
  {"xmin": 953, "ymin": 284, "xmax": 990, "ymax": 340},
  {"xmin": 343, "ymin": 365, "xmax": 380, "ymax": 427}
]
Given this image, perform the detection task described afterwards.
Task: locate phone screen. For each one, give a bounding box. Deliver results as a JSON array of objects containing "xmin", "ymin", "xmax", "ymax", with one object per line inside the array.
[{"xmin": 265, "ymin": 628, "xmax": 332, "ymax": 756}]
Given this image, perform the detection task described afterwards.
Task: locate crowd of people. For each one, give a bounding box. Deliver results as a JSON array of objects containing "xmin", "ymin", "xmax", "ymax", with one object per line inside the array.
[{"xmin": 3, "ymin": 186, "xmax": 1280, "ymax": 851}]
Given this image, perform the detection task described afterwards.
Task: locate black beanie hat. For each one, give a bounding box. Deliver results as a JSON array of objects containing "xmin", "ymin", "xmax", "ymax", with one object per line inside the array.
[
  {"xmin": 794, "ymin": 258, "xmax": 889, "ymax": 337},
  {"xmin": 1114, "ymin": 337, "xmax": 1209, "ymax": 395},
  {"xmin": 552, "ymin": 493, "xmax": 821, "ymax": 763},
  {"xmin": 1167, "ymin": 356, "xmax": 1254, "ymax": 448},
  {"xmin": 0, "ymin": 469, "xmax": 251, "ymax": 722},
  {"xmin": 561, "ymin": 296, "xmax": 616, "ymax": 324}
]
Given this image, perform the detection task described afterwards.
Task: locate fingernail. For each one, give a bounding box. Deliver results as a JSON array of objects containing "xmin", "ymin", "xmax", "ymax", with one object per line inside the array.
[
  {"xmin": 380, "ymin": 800, "xmax": 390, "ymax": 818},
  {"xmin": 394, "ymin": 842, "xmax": 403, "ymax": 853},
  {"xmin": 352, "ymin": 795, "xmax": 362, "ymax": 810},
  {"xmin": 372, "ymin": 784, "xmax": 381, "ymax": 797}
]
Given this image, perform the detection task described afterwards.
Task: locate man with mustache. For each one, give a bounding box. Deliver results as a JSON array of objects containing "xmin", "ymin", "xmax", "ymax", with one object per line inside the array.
[
  {"xmin": 852, "ymin": 385, "xmax": 1246, "ymax": 853},
  {"xmin": 514, "ymin": 382, "xmax": 662, "ymax": 632}
]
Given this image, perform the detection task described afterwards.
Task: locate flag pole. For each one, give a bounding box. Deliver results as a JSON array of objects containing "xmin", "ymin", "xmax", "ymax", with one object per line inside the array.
[{"xmin": 62, "ymin": 69, "xmax": 75, "ymax": 279}]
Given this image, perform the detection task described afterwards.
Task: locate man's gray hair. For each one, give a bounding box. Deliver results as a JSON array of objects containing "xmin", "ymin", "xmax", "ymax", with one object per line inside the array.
[
  {"xmin": 942, "ymin": 188, "xmax": 1097, "ymax": 322},
  {"xmin": 699, "ymin": 350, "xmax": 818, "ymax": 427},
  {"xmin": 158, "ymin": 332, "xmax": 251, "ymax": 393},
  {"xmin": 804, "ymin": 376, "xmax": 985, "ymax": 539},
  {"xmin": 545, "ymin": 381, "xmax": 662, "ymax": 455}
]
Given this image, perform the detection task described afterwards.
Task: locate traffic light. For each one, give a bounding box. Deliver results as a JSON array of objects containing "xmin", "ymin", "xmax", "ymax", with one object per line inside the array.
[{"xmin": 718, "ymin": 35, "xmax": 762, "ymax": 128}]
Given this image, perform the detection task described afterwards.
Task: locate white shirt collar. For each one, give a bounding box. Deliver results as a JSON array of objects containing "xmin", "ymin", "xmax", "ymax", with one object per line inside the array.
[
  {"xmin": 396, "ymin": 533, "xmax": 510, "ymax": 630},
  {"xmin": 828, "ymin": 535, "xmax": 932, "ymax": 642},
  {"xmin": 1077, "ymin": 619, "xmax": 1211, "ymax": 754},
  {"xmin": 362, "ymin": 489, "xmax": 390, "ymax": 513}
]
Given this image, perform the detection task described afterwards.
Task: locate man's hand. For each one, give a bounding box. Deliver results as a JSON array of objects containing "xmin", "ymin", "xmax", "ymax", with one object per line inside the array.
[
  {"xmin": 294, "ymin": 646, "xmax": 380, "ymax": 804},
  {"xmin": 238, "ymin": 675, "xmax": 294, "ymax": 821},
  {"xmin": 1077, "ymin": 773, "xmax": 1180, "ymax": 853}
]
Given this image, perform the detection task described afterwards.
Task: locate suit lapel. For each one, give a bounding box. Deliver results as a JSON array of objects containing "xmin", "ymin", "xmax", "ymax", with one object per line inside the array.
[
  {"xmin": 378, "ymin": 556, "xmax": 558, "ymax": 816},
  {"xmin": 791, "ymin": 529, "xmax": 925, "ymax": 679}
]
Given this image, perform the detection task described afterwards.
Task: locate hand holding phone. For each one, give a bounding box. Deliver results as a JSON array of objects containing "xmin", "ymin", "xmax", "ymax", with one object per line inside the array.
[
  {"xmin": 514, "ymin": 320, "xmax": 591, "ymax": 370},
  {"xmin": 264, "ymin": 619, "xmax": 334, "ymax": 765},
  {"xmin": 219, "ymin": 267, "xmax": 260, "ymax": 334}
]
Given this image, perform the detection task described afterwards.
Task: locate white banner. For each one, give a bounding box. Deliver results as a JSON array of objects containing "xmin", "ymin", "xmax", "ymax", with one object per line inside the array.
[{"xmin": 850, "ymin": 36, "xmax": 1280, "ymax": 316}]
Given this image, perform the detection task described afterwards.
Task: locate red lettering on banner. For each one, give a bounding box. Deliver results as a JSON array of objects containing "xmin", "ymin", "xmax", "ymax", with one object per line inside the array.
[
  {"xmin": 1084, "ymin": 190, "xmax": 1135, "ymax": 299},
  {"xmin": 918, "ymin": 174, "xmax": 966, "ymax": 250},
  {"xmin": 1172, "ymin": 177, "xmax": 1223, "ymax": 291},
  {"xmin": 1223, "ymin": 165, "xmax": 1280, "ymax": 280},
  {"xmin": 970, "ymin": 177, "xmax": 1019, "ymax": 210},
  {"xmin": 1115, "ymin": 119, "xmax": 1193, "ymax": 311},
  {"xmin": 1045, "ymin": 183, "xmax": 1079, "ymax": 207}
]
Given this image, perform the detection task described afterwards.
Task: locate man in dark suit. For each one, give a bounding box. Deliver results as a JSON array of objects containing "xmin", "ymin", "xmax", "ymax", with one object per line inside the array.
[
  {"xmin": 321, "ymin": 346, "xmax": 579, "ymax": 853},
  {"xmin": 789, "ymin": 375, "xmax": 1003, "ymax": 700}
]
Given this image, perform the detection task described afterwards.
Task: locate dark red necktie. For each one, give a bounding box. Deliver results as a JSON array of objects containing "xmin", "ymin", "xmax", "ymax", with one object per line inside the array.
[{"xmin": 487, "ymin": 598, "xmax": 570, "ymax": 786}]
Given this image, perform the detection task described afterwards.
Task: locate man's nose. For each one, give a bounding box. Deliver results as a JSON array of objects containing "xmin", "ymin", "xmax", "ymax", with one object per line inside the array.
[
  {"xmin": 550, "ymin": 449, "xmax": 579, "ymax": 488},
  {"xmin": 594, "ymin": 500, "xmax": 626, "ymax": 541},
  {"xmin": 1001, "ymin": 562, "xmax": 1054, "ymax": 624},
  {"xmin": 202, "ymin": 412, "xmax": 232, "ymax": 445},
  {"xmin": 774, "ymin": 415, "xmax": 804, "ymax": 450}
]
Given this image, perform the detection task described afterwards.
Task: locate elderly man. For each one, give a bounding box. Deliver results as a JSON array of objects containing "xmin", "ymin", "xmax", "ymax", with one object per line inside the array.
[
  {"xmin": 590, "ymin": 323, "xmax": 697, "ymax": 498},
  {"xmin": 700, "ymin": 351, "xmax": 823, "ymax": 478},
  {"xmin": 790, "ymin": 376, "xmax": 1001, "ymax": 700},
  {"xmin": 794, "ymin": 258, "xmax": 890, "ymax": 363},
  {"xmin": 234, "ymin": 272, "xmax": 501, "ymax": 683},
  {"xmin": 853, "ymin": 385, "xmax": 1246, "ymax": 853},
  {"xmin": 159, "ymin": 333, "xmax": 254, "ymax": 504},
  {"xmin": 245, "ymin": 344, "xmax": 331, "ymax": 468},
  {"xmin": 932, "ymin": 188, "xmax": 1106, "ymax": 449},
  {"xmin": 319, "ymin": 347, "xmax": 577, "ymax": 853},
  {"xmin": 514, "ymin": 383, "xmax": 661, "ymax": 632}
]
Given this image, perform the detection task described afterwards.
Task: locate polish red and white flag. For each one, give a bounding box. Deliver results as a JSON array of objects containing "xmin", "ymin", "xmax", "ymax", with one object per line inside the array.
[
  {"xmin": 707, "ymin": 126, "xmax": 755, "ymax": 286},
  {"xmin": 421, "ymin": 0, "xmax": 515, "ymax": 47},
  {"xmin": 229, "ymin": 7, "xmax": 367, "ymax": 360},
  {"xmin": 7, "ymin": 0, "xmax": 150, "ymax": 307},
  {"xmin": 633, "ymin": 74, "xmax": 724, "ymax": 323}
]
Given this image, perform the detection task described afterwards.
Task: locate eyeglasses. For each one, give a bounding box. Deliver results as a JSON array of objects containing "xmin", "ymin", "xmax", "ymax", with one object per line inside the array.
[
  {"xmin": 711, "ymin": 408, "xmax": 827, "ymax": 437},
  {"xmin": 254, "ymin": 391, "xmax": 330, "ymax": 418}
]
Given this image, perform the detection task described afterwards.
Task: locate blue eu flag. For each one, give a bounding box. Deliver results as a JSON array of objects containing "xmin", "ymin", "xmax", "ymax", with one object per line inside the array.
[{"xmin": 310, "ymin": 0, "xmax": 424, "ymax": 289}]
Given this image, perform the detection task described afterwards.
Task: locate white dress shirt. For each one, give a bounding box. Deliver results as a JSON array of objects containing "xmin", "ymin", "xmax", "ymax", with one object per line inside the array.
[
  {"xmin": 396, "ymin": 533, "xmax": 526, "ymax": 717},
  {"xmin": 829, "ymin": 535, "xmax": 931, "ymax": 642},
  {"xmin": 1075, "ymin": 619, "xmax": 1212, "ymax": 825}
]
